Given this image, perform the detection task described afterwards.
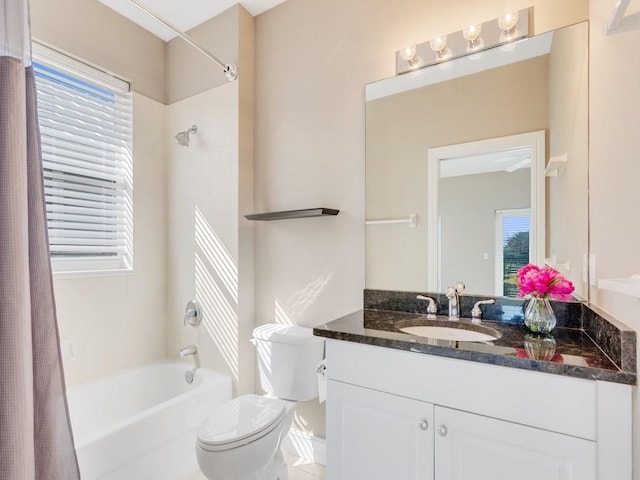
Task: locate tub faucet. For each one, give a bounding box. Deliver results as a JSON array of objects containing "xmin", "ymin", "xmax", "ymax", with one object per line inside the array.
[
  {"xmin": 178, "ymin": 344, "xmax": 198, "ymax": 358},
  {"xmin": 446, "ymin": 282, "xmax": 465, "ymax": 320}
]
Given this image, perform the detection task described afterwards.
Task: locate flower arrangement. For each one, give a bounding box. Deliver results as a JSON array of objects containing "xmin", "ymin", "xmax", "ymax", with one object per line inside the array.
[{"xmin": 516, "ymin": 264, "xmax": 575, "ymax": 301}]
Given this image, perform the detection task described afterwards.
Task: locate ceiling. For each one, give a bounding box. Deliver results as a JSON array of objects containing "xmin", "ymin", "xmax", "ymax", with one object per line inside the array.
[{"xmin": 99, "ymin": 0, "xmax": 287, "ymax": 41}]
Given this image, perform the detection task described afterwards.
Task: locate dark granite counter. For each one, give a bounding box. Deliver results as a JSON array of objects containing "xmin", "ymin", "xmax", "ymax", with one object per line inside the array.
[{"xmin": 314, "ymin": 309, "xmax": 637, "ymax": 385}]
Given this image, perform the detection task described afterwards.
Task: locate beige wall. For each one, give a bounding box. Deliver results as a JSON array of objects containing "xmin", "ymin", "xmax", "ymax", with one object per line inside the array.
[
  {"xmin": 589, "ymin": 1, "xmax": 640, "ymax": 477},
  {"xmin": 56, "ymin": 93, "xmax": 168, "ymax": 386},
  {"xmin": 548, "ymin": 22, "xmax": 589, "ymax": 299},
  {"xmin": 30, "ymin": 0, "xmax": 166, "ymax": 102},
  {"xmin": 255, "ymin": 0, "xmax": 587, "ymax": 441},
  {"xmin": 366, "ymin": 57, "xmax": 548, "ymax": 292}
]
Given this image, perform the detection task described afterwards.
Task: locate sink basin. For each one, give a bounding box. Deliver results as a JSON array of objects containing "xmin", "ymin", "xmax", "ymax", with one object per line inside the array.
[{"xmin": 395, "ymin": 318, "xmax": 502, "ymax": 342}]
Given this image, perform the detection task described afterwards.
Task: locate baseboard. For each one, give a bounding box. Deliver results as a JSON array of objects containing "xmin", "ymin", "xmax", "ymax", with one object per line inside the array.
[{"xmin": 282, "ymin": 428, "xmax": 326, "ymax": 466}]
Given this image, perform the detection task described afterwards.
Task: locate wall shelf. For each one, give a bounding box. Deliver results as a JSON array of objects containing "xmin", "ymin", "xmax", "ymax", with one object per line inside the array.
[
  {"xmin": 598, "ymin": 275, "xmax": 640, "ymax": 298},
  {"xmin": 244, "ymin": 208, "xmax": 339, "ymax": 221}
]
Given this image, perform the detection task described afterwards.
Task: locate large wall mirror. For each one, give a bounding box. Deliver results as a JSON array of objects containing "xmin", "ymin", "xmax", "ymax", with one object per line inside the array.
[{"xmin": 365, "ymin": 22, "xmax": 588, "ymax": 300}]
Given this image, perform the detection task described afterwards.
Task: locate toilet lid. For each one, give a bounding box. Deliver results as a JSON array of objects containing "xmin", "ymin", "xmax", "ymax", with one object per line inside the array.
[{"xmin": 197, "ymin": 394, "xmax": 286, "ymax": 449}]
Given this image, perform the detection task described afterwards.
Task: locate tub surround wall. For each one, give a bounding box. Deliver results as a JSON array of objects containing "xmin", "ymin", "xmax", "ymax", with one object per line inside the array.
[
  {"xmin": 55, "ymin": 94, "xmax": 169, "ymax": 387},
  {"xmin": 166, "ymin": 81, "xmax": 255, "ymax": 397}
]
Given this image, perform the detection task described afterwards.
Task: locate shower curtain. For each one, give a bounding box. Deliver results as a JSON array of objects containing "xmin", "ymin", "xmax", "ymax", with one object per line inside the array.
[{"xmin": 0, "ymin": 0, "xmax": 80, "ymax": 478}]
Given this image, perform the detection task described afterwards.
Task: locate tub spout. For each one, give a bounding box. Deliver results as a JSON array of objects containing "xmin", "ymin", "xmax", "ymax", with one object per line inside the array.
[{"xmin": 178, "ymin": 344, "xmax": 198, "ymax": 358}]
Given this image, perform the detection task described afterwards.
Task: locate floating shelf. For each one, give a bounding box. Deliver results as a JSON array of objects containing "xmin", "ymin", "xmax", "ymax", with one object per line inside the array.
[
  {"xmin": 245, "ymin": 208, "xmax": 339, "ymax": 221},
  {"xmin": 545, "ymin": 153, "xmax": 568, "ymax": 177},
  {"xmin": 598, "ymin": 275, "xmax": 640, "ymax": 298}
]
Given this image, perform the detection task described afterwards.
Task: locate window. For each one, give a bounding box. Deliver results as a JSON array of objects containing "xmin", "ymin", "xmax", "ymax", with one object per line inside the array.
[
  {"xmin": 495, "ymin": 209, "xmax": 531, "ymax": 296},
  {"xmin": 33, "ymin": 43, "xmax": 133, "ymax": 273}
]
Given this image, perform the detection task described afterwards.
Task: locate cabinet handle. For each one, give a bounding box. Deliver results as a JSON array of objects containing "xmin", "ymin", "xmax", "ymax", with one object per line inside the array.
[
  {"xmin": 438, "ymin": 425, "xmax": 448, "ymax": 437},
  {"xmin": 418, "ymin": 419, "xmax": 429, "ymax": 431}
]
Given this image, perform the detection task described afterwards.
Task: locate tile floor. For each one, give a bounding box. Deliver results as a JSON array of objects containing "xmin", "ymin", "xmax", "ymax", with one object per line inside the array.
[{"xmin": 188, "ymin": 453, "xmax": 325, "ymax": 480}]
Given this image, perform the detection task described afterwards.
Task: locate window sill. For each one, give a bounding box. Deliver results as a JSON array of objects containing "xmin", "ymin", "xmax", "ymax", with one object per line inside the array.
[{"xmin": 52, "ymin": 268, "xmax": 139, "ymax": 280}]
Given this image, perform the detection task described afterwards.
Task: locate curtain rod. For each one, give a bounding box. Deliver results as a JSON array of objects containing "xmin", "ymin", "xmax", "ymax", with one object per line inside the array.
[{"xmin": 129, "ymin": 0, "xmax": 238, "ymax": 81}]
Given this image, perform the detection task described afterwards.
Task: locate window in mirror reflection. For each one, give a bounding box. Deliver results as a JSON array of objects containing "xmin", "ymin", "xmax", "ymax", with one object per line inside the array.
[{"xmin": 496, "ymin": 209, "xmax": 530, "ymax": 297}]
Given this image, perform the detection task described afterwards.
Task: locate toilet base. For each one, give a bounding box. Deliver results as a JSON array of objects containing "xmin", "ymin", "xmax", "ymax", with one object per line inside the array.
[{"xmin": 254, "ymin": 447, "xmax": 288, "ymax": 480}]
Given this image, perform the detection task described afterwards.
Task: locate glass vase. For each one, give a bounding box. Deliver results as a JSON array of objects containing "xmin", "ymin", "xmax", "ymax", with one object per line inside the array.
[{"xmin": 524, "ymin": 297, "xmax": 557, "ymax": 333}]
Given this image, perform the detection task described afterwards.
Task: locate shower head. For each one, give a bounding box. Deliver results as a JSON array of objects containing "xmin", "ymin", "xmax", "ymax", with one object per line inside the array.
[{"xmin": 175, "ymin": 125, "xmax": 198, "ymax": 148}]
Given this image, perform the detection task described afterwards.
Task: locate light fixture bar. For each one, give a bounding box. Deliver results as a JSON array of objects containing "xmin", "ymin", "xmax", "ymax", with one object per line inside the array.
[
  {"xmin": 129, "ymin": 0, "xmax": 238, "ymax": 81},
  {"xmin": 395, "ymin": 8, "xmax": 530, "ymax": 75}
]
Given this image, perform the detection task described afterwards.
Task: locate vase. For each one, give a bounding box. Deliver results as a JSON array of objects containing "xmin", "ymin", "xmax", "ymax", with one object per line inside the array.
[{"xmin": 524, "ymin": 297, "xmax": 557, "ymax": 333}]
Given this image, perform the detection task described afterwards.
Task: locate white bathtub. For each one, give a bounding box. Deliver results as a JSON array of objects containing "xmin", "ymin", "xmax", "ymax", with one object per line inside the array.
[{"xmin": 67, "ymin": 361, "xmax": 232, "ymax": 480}]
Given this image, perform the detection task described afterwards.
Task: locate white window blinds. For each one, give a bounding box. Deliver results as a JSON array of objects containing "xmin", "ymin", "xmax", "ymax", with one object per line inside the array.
[{"xmin": 32, "ymin": 43, "xmax": 134, "ymax": 272}]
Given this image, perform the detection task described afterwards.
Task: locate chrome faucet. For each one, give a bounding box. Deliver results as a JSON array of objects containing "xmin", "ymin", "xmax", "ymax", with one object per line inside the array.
[
  {"xmin": 471, "ymin": 299, "xmax": 496, "ymax": 324},
  {"xmin": 178, "ymin": 344, "xmax": 198, "ymax": 358},
  {"xmin": 178, "ymin": 345, "xmax": 199, "ymax": 383},
  {"xmin": 445, "ymin": 282, "xmax": 465, "ymax": 320}
]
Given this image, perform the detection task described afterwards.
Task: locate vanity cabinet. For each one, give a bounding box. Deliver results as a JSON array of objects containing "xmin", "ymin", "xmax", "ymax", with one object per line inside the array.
[
  {"xmin": 329, "ymin": 381, "xmax": 595, "ymax": 480},
  {"xmin": 325, "ymin": 339, "xmax": 631, "ymax": 480}
]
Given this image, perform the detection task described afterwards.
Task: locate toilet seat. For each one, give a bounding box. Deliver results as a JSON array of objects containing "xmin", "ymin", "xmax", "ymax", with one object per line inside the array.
[{"xmin": 197, "ymin": 394, "xmax": 286, "ymax": 452}]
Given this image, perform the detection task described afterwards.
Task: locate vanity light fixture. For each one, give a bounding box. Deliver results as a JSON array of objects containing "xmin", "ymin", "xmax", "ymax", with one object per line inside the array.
[
  {"xmin": 462, "ymin": 24, "xmax": 483, "ymax": 51},
  {"xmin": 399, "ymin": 44, "xmax": 421, "ymax": 69},
  {"xmin": 395, "ymin": 7, "xmax": 530, "ymax": 75},
  {"xmin": 498, "ymin": 11, "xmax": 520, "ymax": 42}
]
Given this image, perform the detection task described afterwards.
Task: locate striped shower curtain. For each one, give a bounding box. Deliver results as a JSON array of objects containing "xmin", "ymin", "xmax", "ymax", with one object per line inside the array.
[{"xmin": 0, "ymin": 0, "xmax": 80, "ymax": 477}]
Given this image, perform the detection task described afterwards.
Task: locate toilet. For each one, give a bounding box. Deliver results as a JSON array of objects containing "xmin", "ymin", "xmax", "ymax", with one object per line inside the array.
[{"xmin": 196, "ymin": 324, "xmax": 325, "ymax": 480}]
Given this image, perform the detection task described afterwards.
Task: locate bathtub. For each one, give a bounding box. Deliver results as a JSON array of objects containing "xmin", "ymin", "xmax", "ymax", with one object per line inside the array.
[{"xmin": 67, "ymin": 361, "xmax": 232, "ymax": 480}]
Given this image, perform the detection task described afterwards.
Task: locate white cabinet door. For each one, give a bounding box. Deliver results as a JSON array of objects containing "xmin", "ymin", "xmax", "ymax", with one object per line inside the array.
[
  {"xmin": 327, "ymin": 380, "xmax": 434, "ymax": 480},
  {"xmin": 434, "ymin": 406, "xmax": 596, "ymax": 480}
]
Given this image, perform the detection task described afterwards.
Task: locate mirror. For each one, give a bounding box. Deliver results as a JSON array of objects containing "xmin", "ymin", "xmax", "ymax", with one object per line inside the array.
[{"xmin": 365, "ymin": 22, "xmax": 588, "ymax": 300}]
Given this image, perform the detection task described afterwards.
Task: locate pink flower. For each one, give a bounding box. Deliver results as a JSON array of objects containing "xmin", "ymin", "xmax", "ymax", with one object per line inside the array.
[{"xmin": 516, "ymin": 263, "xmax": 575, "ymax": 301}]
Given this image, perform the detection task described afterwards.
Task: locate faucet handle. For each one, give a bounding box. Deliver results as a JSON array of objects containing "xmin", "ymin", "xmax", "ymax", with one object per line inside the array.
[
  {"xmin": 455, "ymin": 281, "xmax": 466, "ymax": 294},
  {"xmin": 416, "ymin": 295, "xmax": 438, "ymax": 315},
  {"xmin": 471, "ymin": 299, "xmax": 495, "ymax": 323},
  {"xmin": 184, "ymin": 299, "xmax": 202, "ymax": 327}
]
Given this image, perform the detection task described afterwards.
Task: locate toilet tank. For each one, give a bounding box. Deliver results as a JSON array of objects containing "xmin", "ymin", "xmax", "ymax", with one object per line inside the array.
[{"xmin": 252, "ymin": 324, "xmax": 325, "ymax": 401}]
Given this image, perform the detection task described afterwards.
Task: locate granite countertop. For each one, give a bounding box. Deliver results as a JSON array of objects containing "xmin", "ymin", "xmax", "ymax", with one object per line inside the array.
[{"xmin": 314, "ymin": 309, "xmax": 637, "ymax": 385}]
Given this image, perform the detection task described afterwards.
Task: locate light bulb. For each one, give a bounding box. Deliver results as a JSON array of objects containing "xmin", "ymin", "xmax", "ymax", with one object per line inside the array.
[
  {"xmin": 463, "ymin": 24, "xmax": 483, "ymax": 51},
  {"xmin": 498, "ymin": 11, "xmax": 519, "ymax": 31},
  {"xmin": 429, "ymin": 35, "xmax": 448, "ymax": 53},
  {"xmin": 498, "ymin": 11, "xmax": 519, "ymax": 42},
  {"xmin": 399, "ymin": 44, "xmax": 421, "ymax": 69},
  {"xmin": 429, "ymin": 35, "xmax": 450, "ymax": 62},
  {"xmin": 463, "ymin": 24, "xmax": 481, "ymax": 42}
]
